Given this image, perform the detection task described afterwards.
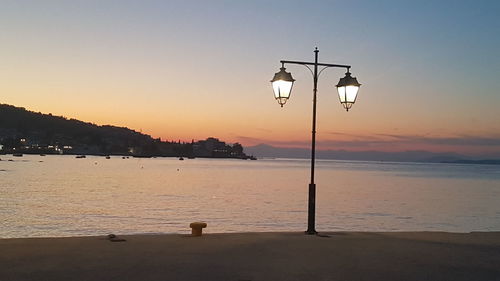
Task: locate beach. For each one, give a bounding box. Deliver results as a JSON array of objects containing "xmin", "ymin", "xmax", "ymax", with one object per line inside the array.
[{"xmin": 1, "ymin": 231, "xmax": 499, "ymax": 281}]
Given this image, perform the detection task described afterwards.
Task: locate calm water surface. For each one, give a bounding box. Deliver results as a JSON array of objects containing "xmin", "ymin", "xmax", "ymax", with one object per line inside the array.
[{"xmin": 1, "ymin": 155, "xmax": 499, "ymax": 238}]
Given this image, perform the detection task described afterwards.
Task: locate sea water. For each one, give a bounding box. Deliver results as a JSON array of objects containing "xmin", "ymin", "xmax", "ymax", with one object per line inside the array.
[{"xmin": 1, "ymin": 155, "xmax": 499, "ymax": 238}]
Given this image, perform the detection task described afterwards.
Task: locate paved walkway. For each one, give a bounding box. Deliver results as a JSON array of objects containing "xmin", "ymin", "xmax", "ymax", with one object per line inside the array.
[{"xmin": 1, "ymin": 232, "xmax": 500, "ymax": 281}]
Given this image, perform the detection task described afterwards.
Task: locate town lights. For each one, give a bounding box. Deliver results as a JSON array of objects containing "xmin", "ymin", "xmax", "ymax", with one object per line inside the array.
[{"xmin": 271, "ymin": 48, "xmax": 361, "ymax": 235}]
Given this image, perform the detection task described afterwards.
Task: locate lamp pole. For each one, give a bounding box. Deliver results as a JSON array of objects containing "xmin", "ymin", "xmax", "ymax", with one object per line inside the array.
[{"xmin": 272, "ymin": 47, "xmax": 360, "ymax": 235}]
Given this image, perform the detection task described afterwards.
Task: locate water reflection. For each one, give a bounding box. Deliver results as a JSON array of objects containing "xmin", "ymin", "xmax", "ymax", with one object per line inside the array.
[{"xmin": 0, "ymin": 155, "xmax": 499, "ymax": 238}]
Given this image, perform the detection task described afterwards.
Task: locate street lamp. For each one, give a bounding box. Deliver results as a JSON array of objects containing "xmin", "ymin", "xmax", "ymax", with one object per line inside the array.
[
  {"xmin": 271, "ymin": 65, "xmax": 295, "ymax": 107},
  {"xmin": 271, "ymin": 47, "xmax": 361, "ymax": 235},
  {"xmin": 336, "ymin": 71, "xmax": 361, "ymax": 111}
]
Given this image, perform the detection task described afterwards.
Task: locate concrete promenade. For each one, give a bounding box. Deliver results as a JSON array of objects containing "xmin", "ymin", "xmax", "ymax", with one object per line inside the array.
[{"xmin": 1, "ymin": 232, "xmax": 500, "ymax": 281}]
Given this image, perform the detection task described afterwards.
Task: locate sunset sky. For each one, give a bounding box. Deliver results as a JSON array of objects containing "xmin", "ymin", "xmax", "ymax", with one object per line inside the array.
[{"xmin": 1, "ymin": 0, "xmax": 499, "ymax": 157}]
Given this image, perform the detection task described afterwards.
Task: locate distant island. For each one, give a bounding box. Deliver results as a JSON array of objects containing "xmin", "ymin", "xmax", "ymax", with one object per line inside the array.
[
  {"xmin": 440, "ymin": 159, "xmax": 500, "ymax": 165},
  {"xmin": 0, "ymin": 104, "xmax": 254, "ymax": 159},
  {"xmin": 244, "ymin": 144, "xmax": 500, "ymax": 165}
]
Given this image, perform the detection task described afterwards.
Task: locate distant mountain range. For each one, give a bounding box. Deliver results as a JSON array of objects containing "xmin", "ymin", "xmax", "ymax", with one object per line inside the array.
[{"xmin": 244, "ymin": 144, "xmax": 500, "ymax": 164}]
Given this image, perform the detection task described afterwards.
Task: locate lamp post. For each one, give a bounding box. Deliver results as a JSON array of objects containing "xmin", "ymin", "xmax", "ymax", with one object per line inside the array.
[{"xmin": 271, "ymin": 47, "xmax": 361, "ymax": 235}]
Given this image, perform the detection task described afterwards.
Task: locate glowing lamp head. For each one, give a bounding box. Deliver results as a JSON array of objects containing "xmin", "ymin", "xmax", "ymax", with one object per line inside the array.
[
  {"xmin": 271, "ymin": 66, "xmax": 295, "ymax": 107},
  {"xmin": 336, "ymin": 71, "xmax": 361, "ymax": 111}
]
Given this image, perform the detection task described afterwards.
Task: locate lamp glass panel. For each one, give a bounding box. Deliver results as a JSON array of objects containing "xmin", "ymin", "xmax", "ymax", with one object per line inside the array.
[
  {"xmin": 272, "ymin": 80, "xmax": 293, "ymax": 99},
  {"xmin": 337, "ymin": 86, "xmax": 347, "ymax": 102},
  {"xmin": 345, "ymin": 85, "xmax": 359, "ymax": 102}
]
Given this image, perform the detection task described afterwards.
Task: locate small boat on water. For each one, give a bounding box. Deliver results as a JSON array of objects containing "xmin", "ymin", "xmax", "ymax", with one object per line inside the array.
[
  {"xmin": 75, "ymin": 155, "xmax": 86, "ymax": 159},
  {"xmin": 105, "ymin": 156, "xmax": 111, "ymax": 159},
  {"xmin": 12, "ymin": 153, "xmax": 23, "ymax": 157},
  {"xmin": 179, "ymin": 157, "xmax": 184, "ymax": 160},
  {"xmin": 241, "ymin": 155, "xmax": 257, "ymax": 160}
]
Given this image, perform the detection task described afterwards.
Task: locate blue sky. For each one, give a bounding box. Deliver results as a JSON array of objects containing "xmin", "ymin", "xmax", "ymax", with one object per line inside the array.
[{"xmin": 1, "ymin": 0, "xmax": 499, "ymax": 156}]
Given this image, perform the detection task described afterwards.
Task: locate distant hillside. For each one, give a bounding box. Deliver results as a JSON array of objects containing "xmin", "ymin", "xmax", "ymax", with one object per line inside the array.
[
  {"xmin": 0, "ymin": 104, "xmax": 246, "ymax": 158},
  {"xmin": 0, "ymin": 104, "xmax": 172, "ymax": 156},
  {"xmin": 244, "ymin": 143, "xmax": 495, "ymax": 163}
]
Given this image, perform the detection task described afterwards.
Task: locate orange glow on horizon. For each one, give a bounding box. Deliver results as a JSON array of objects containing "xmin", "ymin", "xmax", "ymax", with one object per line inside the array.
[{"xmin": 3, "ymin": 97, "xmax": 499, "ymax": 158}]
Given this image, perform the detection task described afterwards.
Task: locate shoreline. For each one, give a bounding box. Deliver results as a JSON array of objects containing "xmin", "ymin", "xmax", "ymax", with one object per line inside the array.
[
  {"xmin": 1, "ymin": 229, "xmax": 499, "ymax": 240},
  {"xmin": 1, "ymin": 231, "xmax": 499, "ymax": 281}
]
